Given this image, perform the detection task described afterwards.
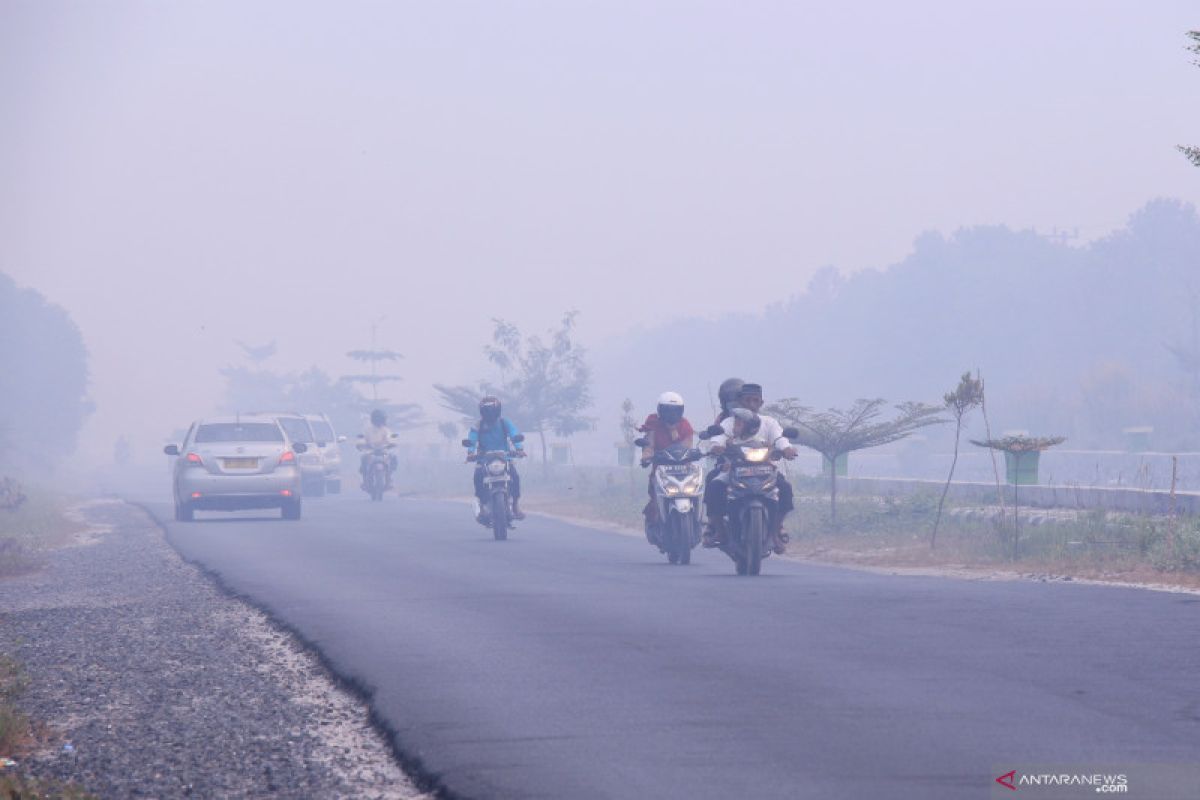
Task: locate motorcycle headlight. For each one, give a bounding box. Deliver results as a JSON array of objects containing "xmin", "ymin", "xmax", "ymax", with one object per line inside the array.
[
  {"xmin": 678, "ymin": 470, "xmax": 704, "ymax": 493},
  {"xmin": 743, "ymin": 447, "xmax": 770, "ymax": 463},
  {"xmin": 486, "ymin": 460, "xmax": 507, "ymax": 475}
]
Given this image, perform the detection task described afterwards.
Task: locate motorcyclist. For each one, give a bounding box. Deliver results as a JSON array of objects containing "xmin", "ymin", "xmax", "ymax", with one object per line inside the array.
[
  {"xmin": 702, "ymin": 383, "xmax": 798, "ymax": 554},
  {"xmin": 359, "ymin": 409, "xmax": 397, "ymax": 489},
  {"xmin": 466, "ymin": 396, "xmax": 526, "ymax": 520},
  {"xmin": 639, "ymin": 392, "xmax": 695, "ymax": 536}
]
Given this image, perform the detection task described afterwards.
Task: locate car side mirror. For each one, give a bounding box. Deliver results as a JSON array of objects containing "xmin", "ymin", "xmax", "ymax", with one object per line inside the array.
[
  {"xmin": 633, "ymin": 437, "xmax": 649, "ymax": 448},
  {"xmin": 461, "ymin": 439, "xmax": 473, "ymax": 447},
  {"xmin": 512, "ymin": 434, "xmax": 525, "ymax": 443},
  {"xmin": 163, "ymin": 444, "xmax": 180, "ymax": 456},
  {"xmin": 782, "ymin": 427, "xmax": 800, "ymax": 440},
  {"xmin": 293, "ymin": 442, "xmax": 308, "ymax": 454}
]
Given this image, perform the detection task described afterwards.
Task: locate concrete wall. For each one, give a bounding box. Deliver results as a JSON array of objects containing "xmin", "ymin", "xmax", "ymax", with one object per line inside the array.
[{"xmin": 836, "ymin": 476, "xmax": 1200, "ymax": 515}]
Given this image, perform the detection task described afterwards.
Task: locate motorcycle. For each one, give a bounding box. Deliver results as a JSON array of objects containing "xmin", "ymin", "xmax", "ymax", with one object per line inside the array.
[
  {"xmin": 356, "ymin": 435, "xmax": 397, "ymax": 502},
  {"xmin": 636, "ymin": 439, "xmax": 704, "ymax": 565},
  {"xmin": 463, "ymin": 434, "xmax": 525, "ymax": 541},
  {"xmin": 700, "ymin": 422, "xmax": 798, "ymax": 576}
]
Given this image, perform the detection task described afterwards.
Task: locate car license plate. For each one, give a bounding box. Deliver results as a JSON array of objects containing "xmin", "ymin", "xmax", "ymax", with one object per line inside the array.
[
  {"xmin": 735, "ymin": 465, "xmax": 774, "ymax": 478},
  {"xmin": 223, "ymin": 458, "xmax": 258, "ymax": 469}
]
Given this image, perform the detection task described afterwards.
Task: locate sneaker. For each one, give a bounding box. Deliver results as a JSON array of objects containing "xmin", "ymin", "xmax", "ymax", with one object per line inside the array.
[
  {"xmin": 771, "ymin": 524, "xmax": 789, "ymax": 555},
  {"xmin": 512, "ymin": 502, "xmax": 526, "ymax": 521},
  {"xmin": 702, "ymin": 521, "xmax": 724, "ymax": 548}
]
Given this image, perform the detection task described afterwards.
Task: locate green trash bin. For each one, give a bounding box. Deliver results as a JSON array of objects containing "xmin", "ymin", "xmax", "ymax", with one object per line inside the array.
[
  {"xmin": 822, "ymin": 453, "xmax": 847, "ymax": 477},
  {"xmin": 1004, "ymin": 450, "xmax": 1040, "ymax": 485}
]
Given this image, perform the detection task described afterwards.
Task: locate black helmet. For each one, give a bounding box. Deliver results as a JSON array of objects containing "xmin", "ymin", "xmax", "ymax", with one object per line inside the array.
[
  {"xmin": 479, "ymin": 396, "xmax": 501, "ymax": 424},
  {"xmin": 718, "ymin": 378, "xmax": 744, "ymax": 413},
  {"xmin": 370, "ymin": 409, "xmax": 387, "ymax": 426},
  {"xmin": 656, "ymin": 391, "xmax": 684, "ymax": 425}
]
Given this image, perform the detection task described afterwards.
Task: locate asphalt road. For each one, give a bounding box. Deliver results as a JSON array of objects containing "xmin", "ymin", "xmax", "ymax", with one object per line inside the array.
[{"xmin": 141, "ymin": 494, "xmax": 1200, "ymax": 799}]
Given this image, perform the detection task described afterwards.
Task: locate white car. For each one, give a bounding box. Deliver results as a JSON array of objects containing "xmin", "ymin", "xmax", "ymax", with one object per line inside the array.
[
  {"xmin": 269, "ymin": 413, "xmax": 328, "ymax": 497},
  {"xmin": 164, "ymin": 415, "xmax": 304, "ymax": 521},
  {"xmin": 305, "ymin": 412, "xmax": 346, "ymax": 494}
]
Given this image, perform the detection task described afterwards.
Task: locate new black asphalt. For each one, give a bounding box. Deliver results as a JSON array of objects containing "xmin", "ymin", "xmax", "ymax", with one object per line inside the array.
[{"xmin": 145, "ymin": 495, "xmax": 1200, "ymax": 799}]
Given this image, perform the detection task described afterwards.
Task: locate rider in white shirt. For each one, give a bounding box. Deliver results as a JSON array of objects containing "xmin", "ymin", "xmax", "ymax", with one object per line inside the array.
[{"xmin": 703, "ymin": 383, "xmax": 798, "ymax": 554}]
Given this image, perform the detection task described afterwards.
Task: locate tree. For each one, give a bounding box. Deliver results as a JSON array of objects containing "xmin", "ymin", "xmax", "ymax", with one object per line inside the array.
[
  {"xmin": 0, "ymin": 272, "xmax": 92, "ymax": 469},
  {"xmin": 343, "ymin": 319, "xmax": 405, "ymax": 403},
  {"xmin": 768, "ymin": 398, "xmax": 945, "ymax": 525},
  {"xmin": 434, "ymin": 312, "xmax": 595, "ymax": 468},
  {"xmin": 931, "ymin": 372, "xmax": 985, "ymax": 549},
  {"xmin": 341, "ymin": 320, "xmax": 423, "ymax": 429},
  {"xmin": 1180, "ymin": 31, "xmax": 1200, "ymax": 167},
  {"xmin": 619, "ymin": 398, "xmax": 640, "ymax": 447},
  {"xmin": 970, "ymin": 435, "xmax": 1066, "ymax": 560},
  {"xmin": 437, "ymin": 421, "xmax": 460, "ymax": 458}
]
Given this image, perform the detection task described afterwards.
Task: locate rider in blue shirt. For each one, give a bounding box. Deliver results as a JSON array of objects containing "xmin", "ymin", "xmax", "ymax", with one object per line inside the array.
[{"xmin": 466, "ymin": 396, "xmax": 526, "ymax": 519}]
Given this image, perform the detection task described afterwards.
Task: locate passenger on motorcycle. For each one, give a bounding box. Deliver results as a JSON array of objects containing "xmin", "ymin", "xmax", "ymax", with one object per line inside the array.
[
  {"xmin": 714, "ymin": 377, "xmax": 745, "ymax": 425},
  {"xmin": 639, "ymin": 392, "xmax": 695, "ymax": 528},
  {"xmin": 466, "ymin": 396, "xmax": 526, "ymax": 519},
  {"xmin": 360, "ymin": 409, "xmax": 397, "ymax": 489},
  {"xmin": 702, "ymin": 383, "xmax": 798, "ymax": 554}
]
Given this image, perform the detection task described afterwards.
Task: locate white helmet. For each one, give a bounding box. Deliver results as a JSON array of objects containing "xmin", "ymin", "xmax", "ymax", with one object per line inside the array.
[{"xmin": 656, "ymin": 391, "xmax": 684, "ymax": 424}]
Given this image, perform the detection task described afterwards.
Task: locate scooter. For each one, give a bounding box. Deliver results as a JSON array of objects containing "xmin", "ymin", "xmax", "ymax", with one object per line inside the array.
[
  {"xmin": 356, "ymin": 435, "xmax": 397, "ymax": 502},
  {"xmin": 637, "ymin": 439, "xmax": 705, "ymax": 565}
]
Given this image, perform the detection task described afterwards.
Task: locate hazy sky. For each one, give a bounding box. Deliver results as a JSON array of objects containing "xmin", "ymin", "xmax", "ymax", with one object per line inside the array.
[{"xmin": 2, "ymin": 1, "xmax": 1198, "ymax": 463}]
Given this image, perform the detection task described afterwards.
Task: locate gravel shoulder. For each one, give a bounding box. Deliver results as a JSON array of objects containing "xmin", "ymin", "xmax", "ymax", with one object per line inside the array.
[{"xmin": 0, "ymin": 499, "xmax": 432, "ymax": 799}]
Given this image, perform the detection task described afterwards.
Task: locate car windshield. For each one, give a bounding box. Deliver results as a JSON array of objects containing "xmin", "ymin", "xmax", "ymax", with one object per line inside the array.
[
  {"xmin": 278, "ymin": 417, "xmax": 314, "ymax": 443},
  {"xmin": 194, "ymin": 423, "xmax": 284, "ymax": 443},
  {"xmin": 310, "ymin": 421, "xmax": 335, "ymax": 442}
]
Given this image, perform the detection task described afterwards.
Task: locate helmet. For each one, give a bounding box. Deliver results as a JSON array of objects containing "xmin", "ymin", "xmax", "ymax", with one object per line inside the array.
[
  {"xmin": 718, "ymin": 378, "xmax": 744, "ymax": 413},
  {"xmin": 479, "ymin": 395, "xmax": 501, "ymax": 424},
  {"xmin": 370, "ymin": 409, "xmax": 387, "ymax": 426},
  {"xmin": 656, "ymin": 391, "xmax": 684, "ymax": 425}
]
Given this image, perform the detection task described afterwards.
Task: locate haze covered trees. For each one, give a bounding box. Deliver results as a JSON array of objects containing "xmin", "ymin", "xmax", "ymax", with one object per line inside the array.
[
  {"xmin": 435, "ymin": 312, "xmax": 595, "ymax": 466},
  {"xmin": 0, "ymin": 272, "xmax": 91, "ymax": 469}
]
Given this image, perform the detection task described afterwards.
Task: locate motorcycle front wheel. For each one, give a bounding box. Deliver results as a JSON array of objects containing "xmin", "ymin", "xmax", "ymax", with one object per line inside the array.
[
  {"xmin": 672, "ymin": 513, "xmax": 692, "ymax": 565},
  {"xmin": 491, "ymin": 492, "xmax": 509, "ymax": 541},
  {"xmin": 744, "ymin": 508, "xmax": 765, "ymax": 576}
]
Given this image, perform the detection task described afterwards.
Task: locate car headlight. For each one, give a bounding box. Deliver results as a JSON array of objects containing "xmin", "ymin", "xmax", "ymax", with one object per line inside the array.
[{"xmin": 743, "ymin": 447, "xmax": 770, "ymax": 463}]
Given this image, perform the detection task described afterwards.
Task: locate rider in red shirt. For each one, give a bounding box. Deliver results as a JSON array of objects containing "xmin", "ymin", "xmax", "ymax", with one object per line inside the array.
[{"xmin": 640, "ymin": 392, "xmax": 695, "ymax": 527}]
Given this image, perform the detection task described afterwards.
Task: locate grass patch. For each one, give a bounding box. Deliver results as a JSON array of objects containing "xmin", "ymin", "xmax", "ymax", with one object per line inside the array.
[{"xmin": 0, "ymin": 483, "xmax": 85, "ymax": 578}]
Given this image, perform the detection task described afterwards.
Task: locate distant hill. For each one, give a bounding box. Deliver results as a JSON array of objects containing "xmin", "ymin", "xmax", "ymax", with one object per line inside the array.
[{"xmin": 590, "ymin": 199, "xmax": 1200, "ymax": 455}]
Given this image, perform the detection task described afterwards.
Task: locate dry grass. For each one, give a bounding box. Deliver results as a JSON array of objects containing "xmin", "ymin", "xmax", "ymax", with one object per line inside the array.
[{"xmin": 0, "ymin": 488, "xmax": 86, "ymax": 578}]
